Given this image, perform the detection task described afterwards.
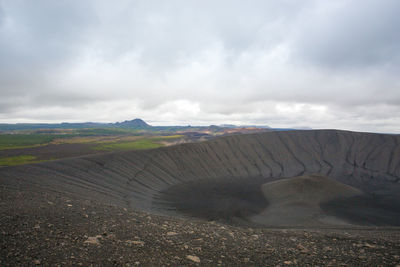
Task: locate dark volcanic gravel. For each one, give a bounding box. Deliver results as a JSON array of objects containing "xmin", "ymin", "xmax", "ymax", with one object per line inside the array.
[{"xmin": 1, "ymin": 188, "xmax": 400, "ymax": 266}]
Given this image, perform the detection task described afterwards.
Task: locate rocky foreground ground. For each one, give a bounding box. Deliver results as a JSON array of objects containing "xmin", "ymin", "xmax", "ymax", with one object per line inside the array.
[{"xmin": 1, "ymin": 189, "xmax": 400, "ymax": 266}]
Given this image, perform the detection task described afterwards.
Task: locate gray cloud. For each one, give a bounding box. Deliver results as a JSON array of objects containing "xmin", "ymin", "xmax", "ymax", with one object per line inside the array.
[
  {"xmin": 0, "ymin": 1, "xmax": 93, "ymax": 68},
  {"xmin": 0, "ymin": 0, "xmax": 399, "ymax": 132},
  {"xmin": 292, "ymin": 0, "xmax": 400, "ymax": 71}
]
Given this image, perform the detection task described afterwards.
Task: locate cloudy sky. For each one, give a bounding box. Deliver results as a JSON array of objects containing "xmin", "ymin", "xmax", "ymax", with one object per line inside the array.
[{"xmin": 0, "ymin": 0, "xmax": 399, "ymax": 132}]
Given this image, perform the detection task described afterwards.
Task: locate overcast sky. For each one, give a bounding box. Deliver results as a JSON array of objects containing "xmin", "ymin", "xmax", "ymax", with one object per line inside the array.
[{"xmin": 0, "ymin": 0, "xmax": 399, "ymax": 132}]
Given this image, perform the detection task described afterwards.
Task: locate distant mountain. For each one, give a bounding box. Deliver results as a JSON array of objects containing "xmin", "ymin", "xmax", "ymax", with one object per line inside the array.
[
  {"xmin": 219, "ymin": 124, "xmax": 237, "ymax": 128},
  {"xmin": 0, "ymin": 118, "xmax": 311, "ymax": 132},
  {"xmin": 0, "ymin": 118, "xmax": 151, "ymax": 131},
  {"xmin": 114, "ymin": 119, "xmax": 150, "ymax": 128}
]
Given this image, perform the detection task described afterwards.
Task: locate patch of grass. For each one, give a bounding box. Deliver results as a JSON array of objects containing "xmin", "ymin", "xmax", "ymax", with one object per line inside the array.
[
  {"xmin": 0, "ymin": 132, "xmax": 184, "ymax": 152},
  {"xmin": 0, "ymin": 155, "xmax": 42, "ymax": 166},
  {"xmin": 0, "ymin": 134, "xmax": 55, "ymax": 150},
  {"xmin": 91, "ymin": 135, "xmax": 184, "ymax": 151},
  {"xmin": 75, "ymin": 128, "xmax": 141, "ymax": 136},
  {"xmin": 93, "ymin": 139, "xmax": 164, "ymax": 151},
  {"xmin": 52, "ymin": 135, "xmax": 143, "ymax": 145},
  {"xmin": 150, "ymin": 135, "xmax": 184, "ymax": 141}
]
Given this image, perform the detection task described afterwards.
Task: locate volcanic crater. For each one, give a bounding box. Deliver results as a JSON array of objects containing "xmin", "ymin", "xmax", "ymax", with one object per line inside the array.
[{"xmin": 2, "ymin": 129, "xmax": 400, "ymax": 227}]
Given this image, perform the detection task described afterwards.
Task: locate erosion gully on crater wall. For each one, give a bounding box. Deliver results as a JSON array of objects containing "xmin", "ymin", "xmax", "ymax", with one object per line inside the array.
[{"xmin": 1, "ymin": 129, "xmax": 400, "ymax": 227}]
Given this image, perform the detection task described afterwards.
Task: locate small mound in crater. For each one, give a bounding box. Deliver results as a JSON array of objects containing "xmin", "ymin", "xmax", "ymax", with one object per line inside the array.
[{"xmin": 251, "ymin": 174, "xmax": 363, "ymax": 226}]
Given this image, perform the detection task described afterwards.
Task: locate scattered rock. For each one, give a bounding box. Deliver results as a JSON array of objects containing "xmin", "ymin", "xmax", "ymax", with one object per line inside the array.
[
  {"xmin": 363, "ymin": 243, "xmax": 376, "ymax": 248},
  {"xmin": 297, "ymin": 244, "xmax": 309, "ymax": 254},
  {"xmin": 166, "ymin": 231, "xmax": 177, "ymax": 236},
  {"xmin": 84, "ymin": 235, "xmax": 102, "ymax": 245},
  {"xmin": 126, "ymin": 240, "xmax": 145, "ymax": 246},
  {"xmin": 186, "ymin": 255, "xmax": 200, "ymax": 263}
]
